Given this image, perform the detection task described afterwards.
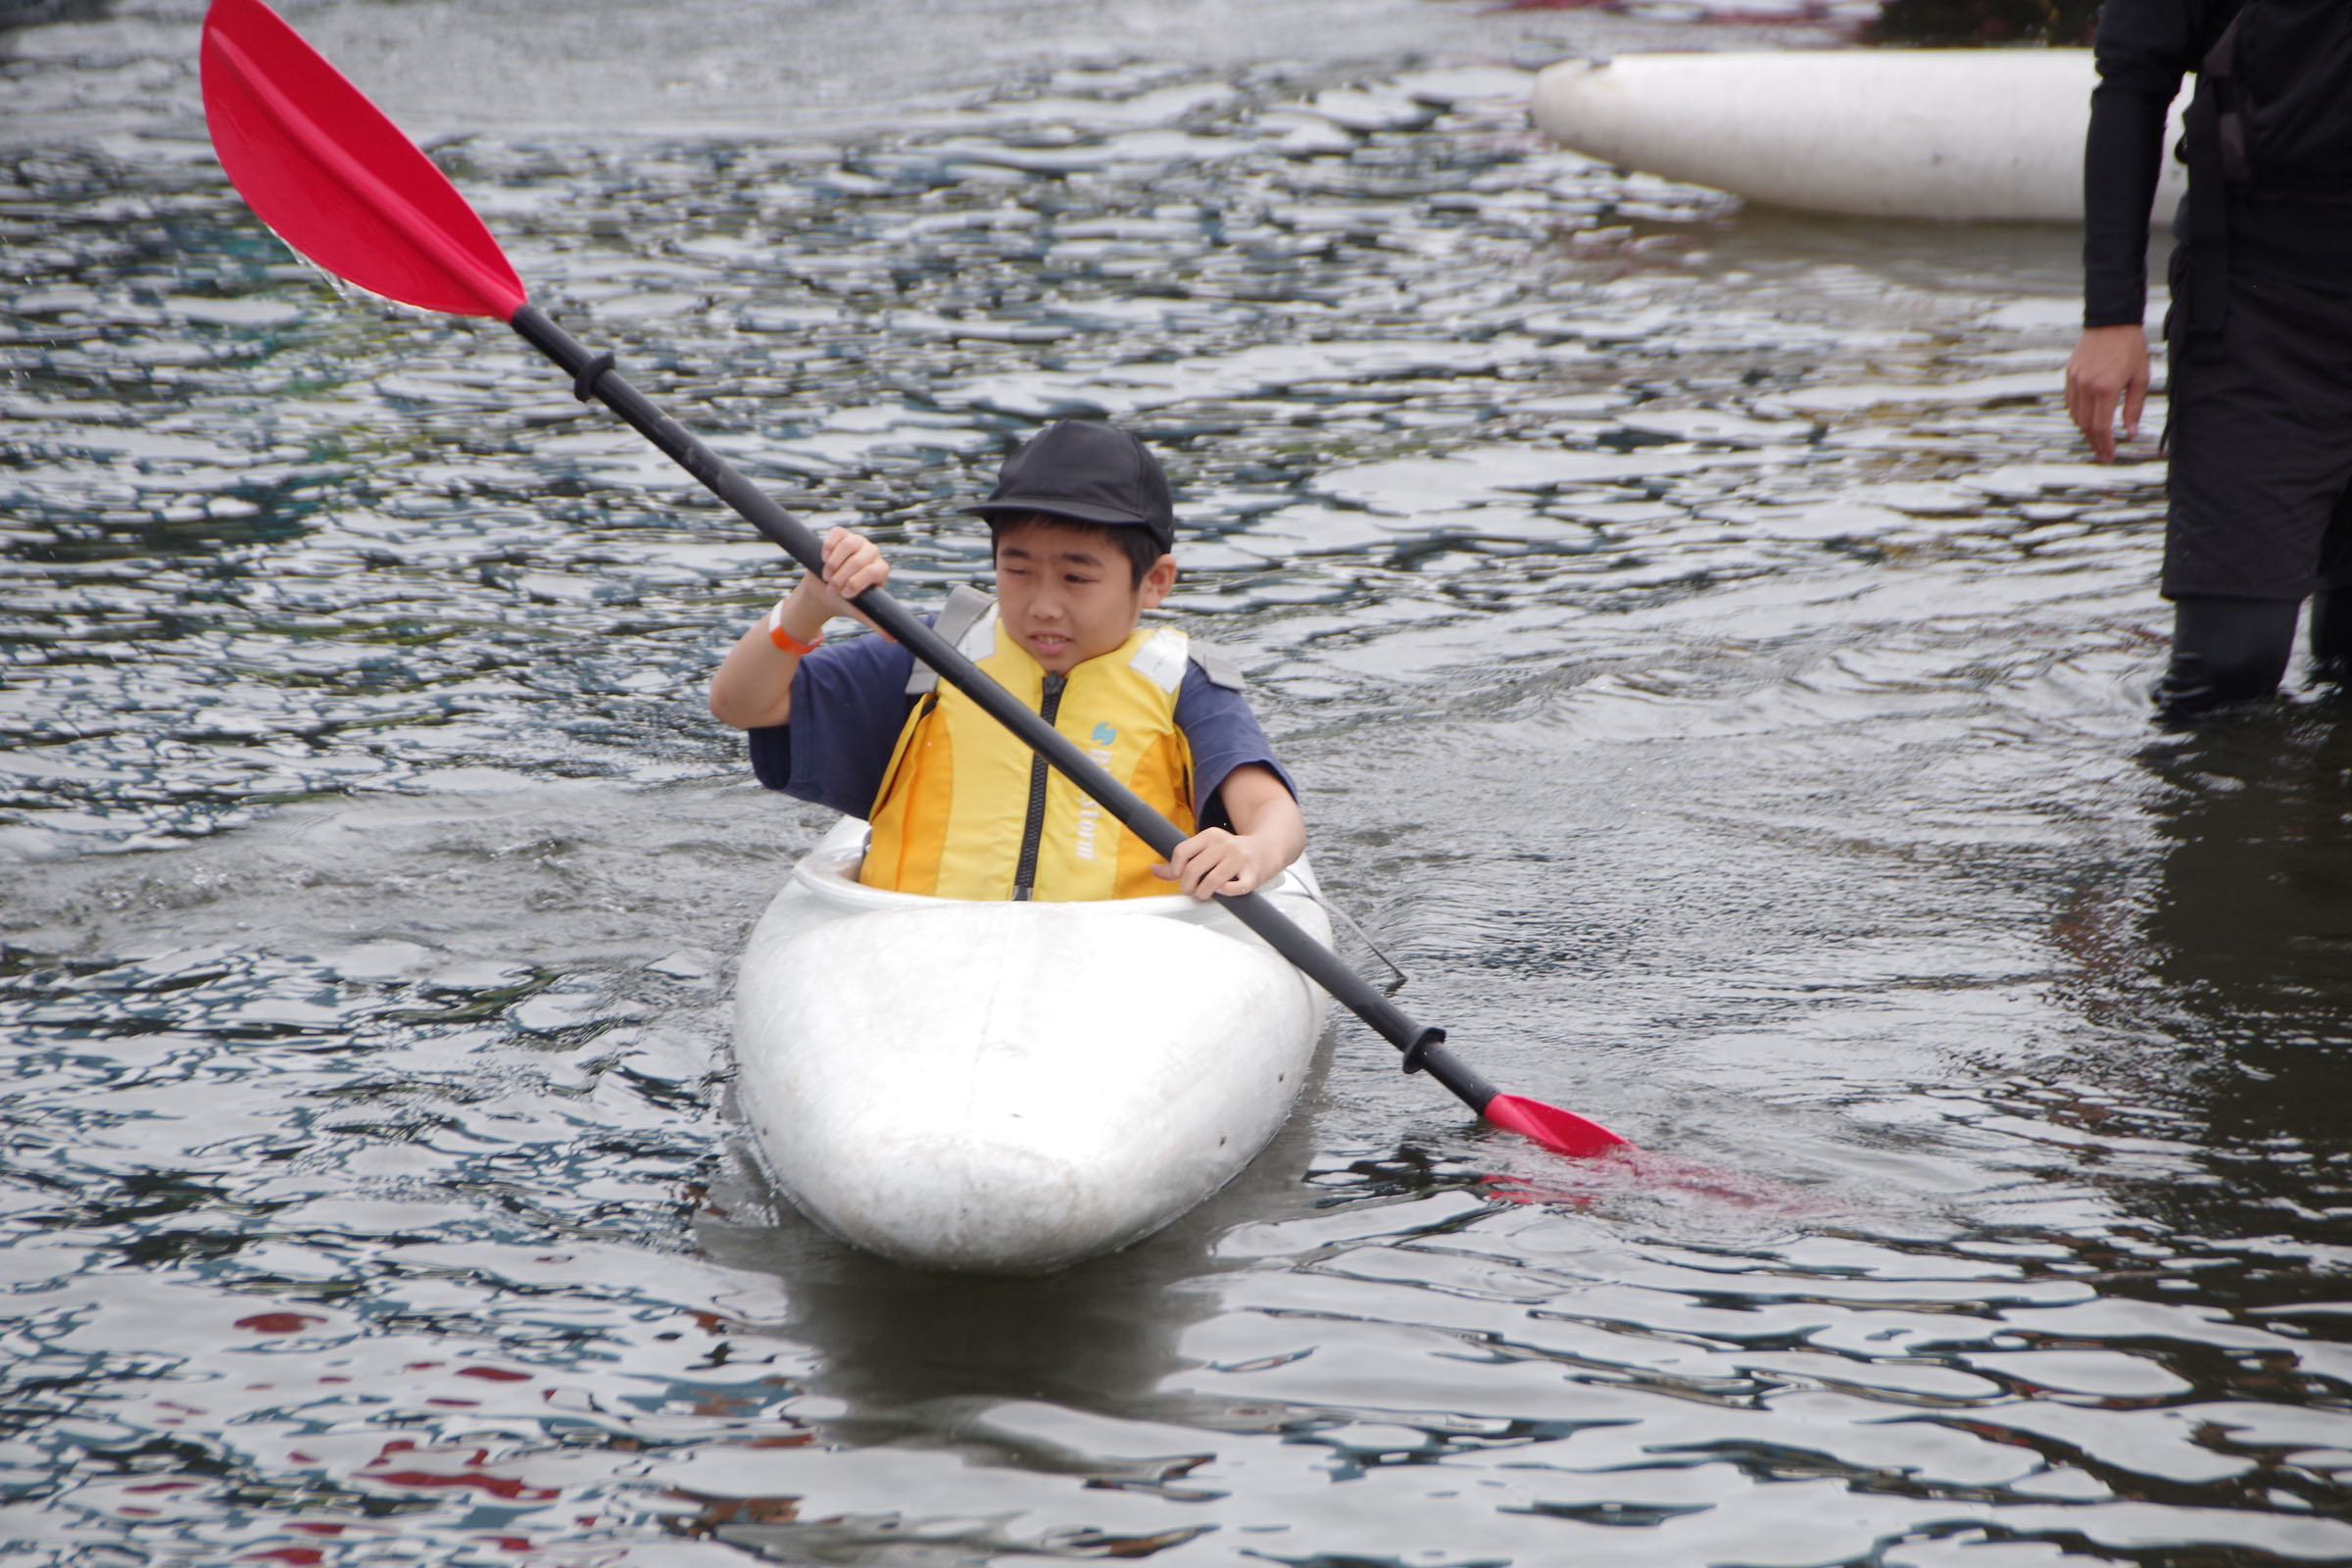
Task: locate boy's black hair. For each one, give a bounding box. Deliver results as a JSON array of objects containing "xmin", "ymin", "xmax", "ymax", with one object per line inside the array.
[{"xmin": 988, "ymin": 513, "xmax": 1166, "ymax": 588}]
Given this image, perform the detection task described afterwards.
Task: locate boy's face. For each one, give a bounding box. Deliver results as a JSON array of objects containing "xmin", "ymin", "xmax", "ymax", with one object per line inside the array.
[{"xmin": 993, "ymin": 516, "xmax": 1176, "ymax": 675}]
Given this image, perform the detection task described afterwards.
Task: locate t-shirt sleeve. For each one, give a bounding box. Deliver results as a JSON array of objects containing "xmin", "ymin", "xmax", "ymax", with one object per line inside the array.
[
  {"xmin": 1174, "ymin": 662, "xmax": 1295, "ymax": 831},
  {"xmin": 744, "ymin": 628, "xmax": 921, "ymax": 818}
]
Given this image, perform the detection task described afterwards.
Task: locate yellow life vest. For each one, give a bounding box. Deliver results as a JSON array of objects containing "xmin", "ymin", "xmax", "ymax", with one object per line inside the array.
[{"xmin": 859, "ymin": 604, "xmax": 1196, "ymax": 902}]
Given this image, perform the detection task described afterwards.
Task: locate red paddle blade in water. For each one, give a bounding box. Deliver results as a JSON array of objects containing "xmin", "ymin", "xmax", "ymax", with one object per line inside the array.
[
  {"xmin": 1482, "ymin": 1093, "xmax": 1631, "ymax": 1158},
  {"xmin": 201, "ymin": 0, "xmax": 526, "ymax": 319}
]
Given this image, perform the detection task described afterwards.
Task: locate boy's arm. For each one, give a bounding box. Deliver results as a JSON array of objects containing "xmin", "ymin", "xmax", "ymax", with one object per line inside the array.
[
  {"xmin": 1156, "ymin": 762, "xmax": 1305, "ymax": 902},
  {"xmin": 708, "ymin": 527, "xmax": 888, "ymax": 730}
]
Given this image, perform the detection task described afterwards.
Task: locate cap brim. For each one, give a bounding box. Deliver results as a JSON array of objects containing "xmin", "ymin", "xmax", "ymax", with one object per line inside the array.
[
  {"xmin": 964, "ymin": 497, "xmax": 1154, "ymax": 527},
  {"xmin": 965, "ymin": 498, "xmax": 1174, "ymax": 548}
]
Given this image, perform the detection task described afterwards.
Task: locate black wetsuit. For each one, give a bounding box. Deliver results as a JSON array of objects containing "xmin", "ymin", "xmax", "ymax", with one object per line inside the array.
[{"xmin": 2085, "ymin": 0, "xmax": 2352, "ymax": 714}]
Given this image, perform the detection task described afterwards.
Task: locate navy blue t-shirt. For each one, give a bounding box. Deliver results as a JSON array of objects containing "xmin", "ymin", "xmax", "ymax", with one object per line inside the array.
[{"xmin": 747, "ymin": 621, "xmax": 1294, "ymax": 831}]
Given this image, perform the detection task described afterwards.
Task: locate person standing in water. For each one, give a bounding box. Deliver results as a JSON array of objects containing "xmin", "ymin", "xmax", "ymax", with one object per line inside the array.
[{"xmin": 2065, "ymin": 0, "xmax": 2352, "ymax": 719}]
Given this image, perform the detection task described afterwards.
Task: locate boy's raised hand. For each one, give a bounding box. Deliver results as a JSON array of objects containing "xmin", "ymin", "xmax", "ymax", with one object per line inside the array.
[
  {"xmin": 708, "ymin": 527, "xmax": 891, "ymax": 730},
  {"xmin": 802, "ymin": 526, "xmax": 891, "ymax": 626}
]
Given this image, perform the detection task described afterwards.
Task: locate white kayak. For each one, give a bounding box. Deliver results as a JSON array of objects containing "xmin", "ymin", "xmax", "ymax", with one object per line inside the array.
[
  {"xmin": 731, "ymin": 817, "xmax": 1334, "ymax": 1273},
  {"xmin": 1530, "ymin": 48, "xmax": 2188, "ymax": 223}
]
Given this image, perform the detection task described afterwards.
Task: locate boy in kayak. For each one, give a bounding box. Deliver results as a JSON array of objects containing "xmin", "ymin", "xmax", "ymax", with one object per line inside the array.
[{"xmin": 708, "ymin": 420, "xmax": 1305, "ymax": 903}]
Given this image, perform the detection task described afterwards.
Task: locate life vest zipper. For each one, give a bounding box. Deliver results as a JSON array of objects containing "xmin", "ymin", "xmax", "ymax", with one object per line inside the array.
[{"xmin": 1011, "ymin": 672, "xmax": 1065, "ymax": 901}]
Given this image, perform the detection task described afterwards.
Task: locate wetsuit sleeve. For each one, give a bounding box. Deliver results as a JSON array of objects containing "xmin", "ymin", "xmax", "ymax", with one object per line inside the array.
[
  {"xmin": 744, "ymin": 625, "xmax": 922, "ymax": 818},
  {"xmin": 1174, "ymin": 663, "xmax": 1297, "ymax": 832},
  {"xmin": 2084, "ymin": 0, "xmax": 2207, "ymax": 326}
]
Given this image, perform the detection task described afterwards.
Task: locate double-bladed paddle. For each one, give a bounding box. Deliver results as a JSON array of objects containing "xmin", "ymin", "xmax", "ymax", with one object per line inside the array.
[{"xmin": 198, "ymin": 0, "xmax": 1630, "ymax": 1159}]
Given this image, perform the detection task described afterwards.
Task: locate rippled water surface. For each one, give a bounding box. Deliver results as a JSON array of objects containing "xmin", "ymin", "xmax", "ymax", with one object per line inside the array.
[{"xmin": 7, "ymin": 2, "xmax": 2351, "ymax": 1564}]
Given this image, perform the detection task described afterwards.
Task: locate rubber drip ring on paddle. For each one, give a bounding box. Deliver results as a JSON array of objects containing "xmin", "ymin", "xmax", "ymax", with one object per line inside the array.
[
  {"xmin": 572, "ymin": 351, "xmax": 616, "ymax": 403},
  {"xmin": 1398, "ymin": 1026, "xmax": 1445, "ymax": 1075}
]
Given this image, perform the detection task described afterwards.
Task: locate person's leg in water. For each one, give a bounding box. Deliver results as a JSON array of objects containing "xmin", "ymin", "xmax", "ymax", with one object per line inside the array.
[
  {"xmin": 2307, "ymin": 484, "xmax": 2352, "ymax": 684},
  {"xmin": 2155, "ymin": 595, "xmax": 2300, "ymax": 718},
  {"xmin": 2155, "ymin": 261, "xmax": 2352, "ymax": 717}
]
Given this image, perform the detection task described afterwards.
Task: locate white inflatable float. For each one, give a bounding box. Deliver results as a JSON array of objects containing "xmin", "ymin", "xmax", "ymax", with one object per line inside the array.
[
  {"xmin": 732, "ymin": 817, "xmax": 1333, "ymax": 1273},
  {"xmin": 1531, "ymin": 48, "xmax": 2188, "ymax": 222}
]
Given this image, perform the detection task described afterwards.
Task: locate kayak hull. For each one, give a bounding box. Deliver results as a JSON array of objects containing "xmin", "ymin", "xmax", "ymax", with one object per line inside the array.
[
  {"xmin": 1531, "ymin": 49, "xmax": 2188, "ymax": 223},
  {"xmin": 732, "ymin": 818, "xmax": 1332, "ymax": 1273}
]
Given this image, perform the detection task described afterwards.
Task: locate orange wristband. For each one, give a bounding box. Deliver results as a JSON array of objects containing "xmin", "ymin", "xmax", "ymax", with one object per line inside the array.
[{"xmin": 767, "ymin": 603, "xmax": 824, "ymax": 657}]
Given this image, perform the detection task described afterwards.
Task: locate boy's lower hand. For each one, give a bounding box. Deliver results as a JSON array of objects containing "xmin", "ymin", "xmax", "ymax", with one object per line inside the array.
[{"xmin": 1154, "ymin": 827, "xmax": 1272, "ymax": 901}]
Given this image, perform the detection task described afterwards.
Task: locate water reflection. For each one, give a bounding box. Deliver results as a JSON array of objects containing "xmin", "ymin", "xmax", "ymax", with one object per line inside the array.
[
  {"xmin": 677, "ymin": 1104, "xmax": 1329, "ymax": 1559},
  {"xmin": 2126, "ymin": 712, "xmax": 2352, "ymax": 1242},
  {"xmin": 704, "ymin": 1117, "xmax": 1307, "ymax": 1427}
]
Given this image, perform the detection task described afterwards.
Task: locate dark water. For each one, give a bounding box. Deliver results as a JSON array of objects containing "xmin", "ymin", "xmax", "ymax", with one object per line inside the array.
[{"xmin": 6, "ymin": 1, "xmax": 2351, "ymax": 1564}]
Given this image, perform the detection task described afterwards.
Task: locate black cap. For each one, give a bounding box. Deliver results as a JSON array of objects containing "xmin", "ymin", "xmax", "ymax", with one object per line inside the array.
[{"xmin": 964, "ymin": 420, "xmax": 1176, "ymax": 553}]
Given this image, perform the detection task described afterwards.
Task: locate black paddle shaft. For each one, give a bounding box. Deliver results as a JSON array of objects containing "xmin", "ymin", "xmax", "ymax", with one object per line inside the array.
[{"xmin": 508, "ymin": 305, "xmax": 1499, "ymax": 1113}]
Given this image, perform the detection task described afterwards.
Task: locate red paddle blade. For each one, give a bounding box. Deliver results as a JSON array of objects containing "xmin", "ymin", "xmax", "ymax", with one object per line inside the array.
[
  {"xmin": 1483, "ymin": 1093, "xmax": 1632, "ymax": 1158},
  {"xmin": 201, "ymin": 0, "xmax": 525, "ymax": 320}
]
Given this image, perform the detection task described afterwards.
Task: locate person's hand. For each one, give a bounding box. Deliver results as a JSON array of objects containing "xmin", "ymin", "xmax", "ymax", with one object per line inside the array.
[
  {"xmin": 2065, "ymin": 323, "xmax": 2150, "ymax": 465},
  {"xmin": 1154, "ymin": 827, "xmax": 1274, "ymax": 901},
  {"xmin": 775, "ymin": 526, "xmax": 891, "ymax": 640},
  {"xmin": 808, "ymin": 526, "xmax": 888, "ymax": 619}
]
